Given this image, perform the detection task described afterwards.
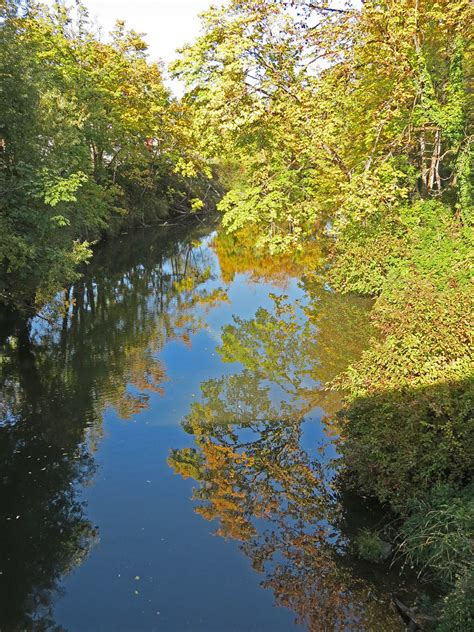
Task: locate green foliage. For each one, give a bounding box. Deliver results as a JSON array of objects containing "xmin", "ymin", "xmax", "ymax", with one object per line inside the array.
[
  {"xmin": 399, "ymin": 484, "xmax": 474, "ymax": 583},
  {"xmin": 331, "ymin": 198, "xmax": 472, "ymax": 510},
  {"xmin": 331, "ymin": 196, "xmax": 472, "ymax": 626},
  {"xmin": 330, "ymin": 199, "xmax": 472, "ymax": 296},
  {"xmin": 338, "ymin": 379, "xmax": 474, "ymax": 506},
  {"xmin": 436, "ymin": 567, "xmax": 474, "ymax": 632},
  {"xmin": 174, "ymin": 0, "xmax": 472, "ymax": 251},
  {"xmin": 354, "ymin": 529, "xmax": 389, "ymax": 563},
  {"xmin": 455, "ymin": 142, "xmax": 474, "ymax": 224},
  {"xmin": 42, "ymin": 171, "xmax": 89, "ymax": 208},
  {"xmin": 0, "ymin": 0, "xmax": 214, "ymax": 309}
]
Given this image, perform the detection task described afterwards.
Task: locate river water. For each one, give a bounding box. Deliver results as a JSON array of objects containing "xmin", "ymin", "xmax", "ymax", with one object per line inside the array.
[{"xmin": 0, "ymin": 222, "xmax": 406, "ymax": 631}]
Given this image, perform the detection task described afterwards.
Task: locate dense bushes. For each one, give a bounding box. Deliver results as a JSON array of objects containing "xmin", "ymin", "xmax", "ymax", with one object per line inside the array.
[
  {"xmin": 436, "ymin": 567, "xmax": 474, "ymax": 631},
  {"xmin": 331, "ymin": 198, "xmax": 473, "ymax": 623},
  {"xmin": 399, "ymin": 484, "xmax": 474, "ymax": 583},
  {"xmin": 338, "ymin": 380, "xmax": 474, "ymax": 505},
  {"xmin": 327, "ymin": 193, "xmax": 472, "ymax": 620}
]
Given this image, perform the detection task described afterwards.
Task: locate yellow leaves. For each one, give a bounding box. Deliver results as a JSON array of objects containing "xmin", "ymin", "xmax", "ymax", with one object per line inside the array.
[
  {"xmin": 195, "ymin": 288, "xmax": 230, "ymax": 308},
  {"xmin": 190, "ymin": 198, "xmax": 205, "ymax": 212},
  {"xmin": 173, "ymin": 157, "xmax": 198, "ymax": 178},
  {"xmin": 188, "ymin": 440, "xmax": 259, "ymax": 540},
  {"xmin": 174, "ymin": 276, "xmax": 196, "ymax": 293}
]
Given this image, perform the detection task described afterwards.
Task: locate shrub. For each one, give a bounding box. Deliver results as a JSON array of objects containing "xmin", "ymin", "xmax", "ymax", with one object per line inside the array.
[
  {"xmin": 436, "ymin": 567, "xmax": 474, "ymax": 632},
  {"xmin": 354, "ymin": 529, "xmax": 391, "ymax": 563},
  {"xmin": 399, "ymin": 484, "xmax": 474, "ymax": 583}
]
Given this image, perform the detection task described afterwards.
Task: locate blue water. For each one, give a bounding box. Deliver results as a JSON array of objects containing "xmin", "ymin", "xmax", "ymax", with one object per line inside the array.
[
  {"xmin": 54, "ymin": 234, "xmax": 306, "ymax": 631},
  {"xmin": 0, "ymin": 222, "xmax": 398, "ymax": 631}
]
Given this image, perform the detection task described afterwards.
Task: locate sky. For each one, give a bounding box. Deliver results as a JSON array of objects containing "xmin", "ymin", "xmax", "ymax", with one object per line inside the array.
[{"xmin": 82, "ymin": 0, "xmax": 221, "ymax": 91}]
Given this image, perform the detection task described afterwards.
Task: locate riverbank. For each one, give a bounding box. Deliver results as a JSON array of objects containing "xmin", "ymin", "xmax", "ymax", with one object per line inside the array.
[
  {"xmin": 1, "ymin": 2, "xmax": 217, "ymax": 312},
  {"xmin": 329, "ymin": 199, "xmax": 473, "ymax": 629},
  {"xmin": 0, "ymin": 220, "xmax": 410, "ymax": 630}
]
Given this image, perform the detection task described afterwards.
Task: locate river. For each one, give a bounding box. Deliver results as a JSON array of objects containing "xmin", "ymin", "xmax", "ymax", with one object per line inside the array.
[{"xmin": 0, "ymin": 221, "xmax": 407, "ymax": 631}]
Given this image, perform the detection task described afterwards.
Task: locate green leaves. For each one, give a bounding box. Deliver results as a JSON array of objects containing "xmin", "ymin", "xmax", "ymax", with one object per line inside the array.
[
  {"xmin": 0, "ymin": 0, "xmax": 211, "ymax": 309},
  {"xmin": 400, "ymin": 483, "xmax": 474, "ymax": 582},
  {"xmin": 42, "ymin": 171, "xmax": 88, "ymax": 208},
  {"xmin": 174, "ymin": 0, "xmax": 472, "ymax": 251}
]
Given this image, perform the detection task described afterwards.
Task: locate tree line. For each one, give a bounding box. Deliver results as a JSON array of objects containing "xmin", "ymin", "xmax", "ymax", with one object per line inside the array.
[
  {"xmin": 0, "ymin": 0, "xmax": 217, "ymax": 310},
  {"xmin": 1, "ymin": 0, "xmax": 473, "ymax": 627}
]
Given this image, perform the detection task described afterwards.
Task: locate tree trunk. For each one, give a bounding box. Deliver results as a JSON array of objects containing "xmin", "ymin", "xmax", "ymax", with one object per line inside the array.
[{"xmin": 428, "ymin": 128, "xmax": 441, "ymax": 193}]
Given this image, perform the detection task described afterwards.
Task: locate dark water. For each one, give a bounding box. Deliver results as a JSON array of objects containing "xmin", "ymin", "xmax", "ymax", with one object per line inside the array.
[{"xmin": 0, "ymin": 223, "xmax": 406, "ymax": 631}]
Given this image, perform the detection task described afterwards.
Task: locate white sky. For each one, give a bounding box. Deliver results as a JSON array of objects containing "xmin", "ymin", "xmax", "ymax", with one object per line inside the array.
[
  {"xmin": 82, "ymin": 0, "xmax": 221, "ymax": 91},
  {"xmin": 74, "ymin": 1, "xmax": 359, "ymax": 93}
]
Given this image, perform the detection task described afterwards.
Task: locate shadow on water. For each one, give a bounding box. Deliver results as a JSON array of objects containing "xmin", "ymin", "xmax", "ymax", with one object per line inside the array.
[
  {"xmin": 0, "ymin": 221, "xmax": 454, "ymax": 630},
  {"xmin": 0, "ymin": 324, "xmax": 97, "ymax": 630},
  {"xmin": 0, "ymin": 221, "xmax": 225, "ymax": 630}
]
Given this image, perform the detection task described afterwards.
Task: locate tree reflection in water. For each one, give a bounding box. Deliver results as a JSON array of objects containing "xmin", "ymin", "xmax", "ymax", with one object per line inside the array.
[
  {"xmin": 0, "ymin": 223, "xmax": 227, "ymax": 630},
  {"xmin": 169, "ymin": 272, "xmax": 404, "ymax": 630}
]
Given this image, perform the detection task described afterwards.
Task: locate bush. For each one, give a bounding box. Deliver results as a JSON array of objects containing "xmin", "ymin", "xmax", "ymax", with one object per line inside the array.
[
  {"xmin": 399, "ymin": 484, "xmax": 474, "ymax": 583},
  {"xmin": 436, "ymin": 567, "xmax": 474, "ymax": 632},
  {"xmin": 354, "ymin": 529, "xmax": 391, "ymax": 563},
  {"xmin": 338, "ymin": 379, "xmax": 474, "ymax": 506}
]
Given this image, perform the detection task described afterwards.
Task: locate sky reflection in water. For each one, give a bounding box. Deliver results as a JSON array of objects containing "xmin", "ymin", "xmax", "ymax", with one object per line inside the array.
[{"xmin": 0, "ymin": 223, "xmax": 404, "ymax": 631}]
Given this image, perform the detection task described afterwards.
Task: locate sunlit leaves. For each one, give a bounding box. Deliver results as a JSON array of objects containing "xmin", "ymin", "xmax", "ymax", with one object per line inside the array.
[
  {"xmin": 174, "ymin": 0, "xmax": 472, "ymax": 250},
  {"xmin": 0, "ymin": 0, "xmax": 212, "ymax": 309}
]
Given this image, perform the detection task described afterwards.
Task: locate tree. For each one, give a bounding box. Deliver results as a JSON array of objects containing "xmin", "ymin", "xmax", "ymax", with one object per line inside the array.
[
  {"xmin": 0, "ymin": 0, "xmax": 215, "ymax": 309},
  {"xmin": 173, "ymin": 0, "xmax": 472, "ymax": 250}
]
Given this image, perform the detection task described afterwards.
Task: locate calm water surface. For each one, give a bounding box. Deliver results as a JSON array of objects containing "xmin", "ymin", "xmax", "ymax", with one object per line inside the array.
[{"xmin": 0, "ymin": 223, "xmax": 404, "ymax": 631}]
